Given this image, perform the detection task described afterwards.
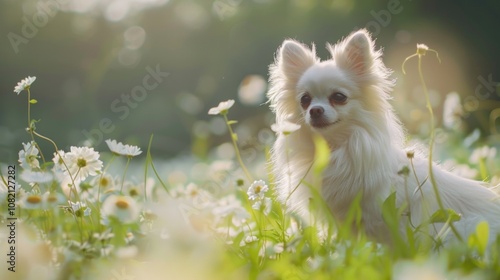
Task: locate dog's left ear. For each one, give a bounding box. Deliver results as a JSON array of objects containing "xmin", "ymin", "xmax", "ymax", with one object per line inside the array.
[{"xmin": 330, "ymin": 29, "xmax": 376, "ymax": 78}]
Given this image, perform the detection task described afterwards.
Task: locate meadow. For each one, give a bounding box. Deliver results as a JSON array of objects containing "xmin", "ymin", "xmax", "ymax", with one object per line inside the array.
[{"xmin": 1, "ymin": 43, "xmax": 500, "ymax": 280}]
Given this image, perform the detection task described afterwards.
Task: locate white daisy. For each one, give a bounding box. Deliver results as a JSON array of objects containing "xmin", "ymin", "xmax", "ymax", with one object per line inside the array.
[
  {"xmin": 90, "ymin": 173, "xmax": 117, "ymax": 192},
  {"xmin": 69, "ymin": 200, "xmax": 91, "ymax": 217},
  {"xmin": 252, "ymin": 197, "xmax": 272, "ymax": 216},
  {"xmin": 212, "ymin": 194, "xmax": 250, "ymax": 220},
  {"xmin": 52, "ymin": 150, "xmax": 66, "ymax": 172},
  {"xmin": 20, "ymin": 170, "xmax": 53, "ymax": 184},
  {"xmin": 101, "ymin": 195, "xmax": 140, "ymax": 224},
  {"xmin": 442, "ymin": 92, "xmax": 463, "ymax": 129},
  {"xmin": 247, "ymin": 179, "xmax": 269, "ymax": 200},
  {"xmin": 416, "ymin": 43, "xmax": 429, "ymax": 52},
  {"xmin": 470, "ymin": 146, "xmax": 497, "ymax": 164},
  {"xmin": 42, "ymin": 192, "xmax": 66, "ymax": 207},
  {"xmin": 20, "ymin": 193, "xmax": 44, "ymax": 209},
  {"xmin": 271, "ymin": 121, "xmax": 301, "ymax": 135},
  {"xmin": 105, "ymin": 139, "xmax": 142, "ymax": 157},
  {"xmin": 64, "ymin": 146, "xmax": 103, "ymax": 181},
  {"xmin": 13, "ymin": 76, "xmax": 36, "ymax": 94},
  {"xmin": 208, "ymin": 99, "xmax": 235, "ymax": 115},
  {"xmin": 244, "ymin": 235, "xmax": 259, "ymax": 244},
  {"xmin": 18, "ymin": 141, "xmax": 40, "ymax": 170}
]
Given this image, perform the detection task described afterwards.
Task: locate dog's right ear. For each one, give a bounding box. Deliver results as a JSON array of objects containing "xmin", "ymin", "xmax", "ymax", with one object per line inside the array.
[{"xmin": 278, "ymin": 40, "xmax": 317, "ymax": 82}]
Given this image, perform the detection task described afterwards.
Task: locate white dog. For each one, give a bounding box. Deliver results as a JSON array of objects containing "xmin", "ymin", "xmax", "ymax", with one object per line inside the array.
[{"xmin": 267, "ymin": 29, "xmax": 500, "ymax": 245}]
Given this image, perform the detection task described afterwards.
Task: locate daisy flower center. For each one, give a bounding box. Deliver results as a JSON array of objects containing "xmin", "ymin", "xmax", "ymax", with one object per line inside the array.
[
  {"xmin": 189, "ymin": 190, "xmax": 198, "ymax": 197},
  {"xmin": 116, "ymin": 200, "xmax": 129, "ymax": 209},
  {"xmin": 129, "ymin": 189, "xmax": 139, "ymax": 197},
  {"xmin": 100, "ymin": 177, "xmax": 109, "ymax": 187},
  {"xmin": 255, "ymin": 185, "xmax": 262, "ymax": 193},
  {"xmin": 77, "ymin": 158, "xmax": 87, "ymax": 168},
  {"xmin": 27, "ymin": 195, "xmax": 42, "ymax": 204}
]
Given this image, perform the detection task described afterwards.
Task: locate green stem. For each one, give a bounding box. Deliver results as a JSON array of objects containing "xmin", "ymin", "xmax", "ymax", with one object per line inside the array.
[
  {"xmin": 26, "ymin": 89, "xmax": 46, "ymax": 164},
  {"xmin": 120, "ymin": 157, "xmax": 131, "ymax": 194},
  {"xmin": 146, "ymin": 135, "xmax": 170, "ymax": 196},
  {"xmin": 97, "ymin": 154, "xmax": 116, "ymax": 230},
  {"xmin": 223, "ymin": 114, "xmax": 253, "ymax": 182},
  {"xmin": 417, "ymin": 54, "xmax": 463, "ymax": 242},
  {"xmin": 98, "ymin": 154, "xmax": 115, "ymax": 201}
]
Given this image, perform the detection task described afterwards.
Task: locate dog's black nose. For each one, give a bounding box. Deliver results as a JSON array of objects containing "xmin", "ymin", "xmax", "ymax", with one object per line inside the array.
[{"xmin": 309, "ymin": 106, "xmax": 324, "ymax": 119}]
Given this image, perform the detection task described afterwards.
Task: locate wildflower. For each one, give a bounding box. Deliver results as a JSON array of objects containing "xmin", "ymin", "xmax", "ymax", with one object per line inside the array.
[
  {"xmin": 209, "ymin": 160, "xmax": 233, "ymax": 179},
  {"xmin": 13, "ymin": 76, "xmax": 36, "ymax": 94},
  {"xmin": 470, "ymin": 146, "xmax": 497, "ymax": 164},
  {"xmin": 69, "ymin": 200, "xmax": 91, "ymax": 217},
  {"xmin": 247, "ymin": 179, "xmax": 269, "ymax": 200},
  {"xmin": 20, "ymin": 170, "xmax": 53, "ymax": 184},
  {"xmin": 208, "ymin": 99, "xmax": 235, "ymax": 115},
  {"xmin": 252, "ymin": 197, "xmax": 272, "ymax": 216},
  {"xmin": 101, "ymin": 195, "xmax": 140, "ymax": 224},
  {"xmin": 52, "ymin": 150, "xmax": 66, "ymax": 172},
  {"xmin": 402, "ymin": 44, "xmax": 440, "ymax": 74},
  {"xmin": 93, "ymin": 230, "xmax": 115, "ymax": 242},
  {"xmin": 18, "ymin": 141, "xmax": 40, "ymax": 170},
  {"xmin": 443, "ymin": 92, "xmax": 463, "ymax": 129},
  {"xmin": 212, "ymin": 194, "xmax": 250, "ymax": 220},
  {"xmin": 183, "ymin": 182, "xmax": 213, "ymax": 207},
  {"xmin": 259, "ymin": 241, "xmax": 284, "ymax": 258},
  {"xmin": 125, "ymin": 182, "xmax": 141, "ymax": 197},
  {"xmin": 91, "ymin": 173, "xmax": 117, "ymax": 191},
  {"xmin": 42, "ymin": 192, "xmax": 66, "ymax": 206},
  {"xmin": 271, "ymin": 121, "xmax": 301, "ymax": 135},
  {"xmin": 243, "ymin": 235, "xmax": 259, "ymax": 245},
  {"xmin": 64, "ymin": 146, "xmax": 103, "ymax": 181},
  {"xmin": 416, "ymin": 43, "xmax": 429, "ymax": 55},
  {"xmin": 406, "ymin": 150, "xmax": 415, "ymax": 159},
  {"xmin": 20, "ymin": 193, "xmax": 44, "ymax": 209},
  {"xmin": 105, "ymin": 139, "xmax": 142, "ymax": 157}
]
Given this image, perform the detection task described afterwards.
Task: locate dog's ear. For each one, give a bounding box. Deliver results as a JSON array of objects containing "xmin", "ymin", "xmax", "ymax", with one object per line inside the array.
[
  {"xmin": 330, "ymin": 29, "xmax": 377, "ymax": 78},
  {"xmin": 278, "ymin": 40, "xmax": 317, "ymax": 81}
]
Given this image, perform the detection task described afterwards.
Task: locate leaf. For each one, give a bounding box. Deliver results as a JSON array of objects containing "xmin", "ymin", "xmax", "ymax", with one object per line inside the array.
[
  {"xmin": 429, "ymin": 208, "xmax": 461, "ymax": 224},
  {"xmin": 227, "ymin": 120, "xmax": 238, "ymax": 125},
  {"xmin": 468, "ymin": 221, "xmax": 489, "ymax": 256},
  {"xmin": 313, "ymin": 134, "xmax": 329, "ymax": 176},
  {"xmin": 29, "ymin": 99, "xmax": 38, "ymax": 104},
  {"xmin": 231, "ymin": 133, "xmax": 238, "ymax": 142}
]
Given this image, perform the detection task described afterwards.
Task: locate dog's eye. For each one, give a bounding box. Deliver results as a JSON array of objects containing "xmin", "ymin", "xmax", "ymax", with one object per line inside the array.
[
  {"xmin": 329, "ymin": 92, "xmax": 347, "ymax": 105},
  {"xmin": 300, "ymin": 93, "xmax": 312, "ymax": 109}
]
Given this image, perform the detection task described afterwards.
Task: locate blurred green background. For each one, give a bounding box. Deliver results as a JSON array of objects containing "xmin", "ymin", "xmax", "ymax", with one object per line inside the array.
[{"xmin": 1, "ymin": 0, "xmax": 499, "ymax": 162}]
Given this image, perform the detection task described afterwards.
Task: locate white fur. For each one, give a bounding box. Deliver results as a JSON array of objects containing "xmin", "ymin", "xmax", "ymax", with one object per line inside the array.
[{"xmin": 267, "ymin": 29, "xmax": 500, "ymax": 245}]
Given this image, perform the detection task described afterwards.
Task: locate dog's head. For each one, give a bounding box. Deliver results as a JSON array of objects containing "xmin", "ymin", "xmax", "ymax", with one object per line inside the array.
[{"xmin": 268, "ymin": 29, "xmax": 393, "ymax": 141}]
